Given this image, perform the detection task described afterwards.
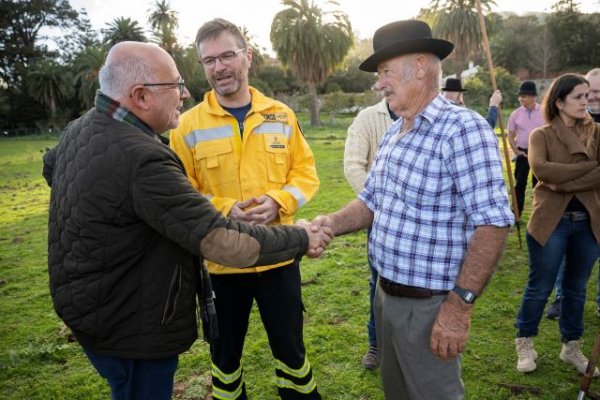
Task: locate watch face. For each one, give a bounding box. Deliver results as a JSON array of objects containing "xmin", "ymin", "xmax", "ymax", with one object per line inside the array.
[{"xmin": 454, "ymin": 286, "xmax": 476, "ymax": 304}]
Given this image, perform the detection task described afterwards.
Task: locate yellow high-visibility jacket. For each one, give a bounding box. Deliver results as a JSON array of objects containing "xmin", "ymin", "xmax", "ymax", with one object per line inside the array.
[{"xmin": 170, "ymin": 87, "xmax": 319, "ymax": 274}]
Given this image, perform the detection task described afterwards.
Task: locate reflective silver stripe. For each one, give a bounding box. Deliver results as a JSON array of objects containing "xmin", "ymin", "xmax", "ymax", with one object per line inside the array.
[
  {"xmin": 213, "ymin": 384, "xmax": 244, "ymax": 400},
  {"xmin": 184, "ymin": 126, "xmax": 234, "ymax": 148},
  {"xmin": 254, "ymin": 122, "xmax": 292, "ymax": 139},
  {"xmin": 211, "ymin": 362, "xmax": 242, "ymax": 384},
  {"xmin": 276, "ymin": 376, "xmax": 317, "ymax": 394},
  {"xmin": 283, "ymin": 185, "xmax": 306, "ymax": 207},
  {"xmin": 274, "ymin": 358, "xmax": 316, "ymax": 394},
  {"xmin": 275, "ymin": 357, "xmax": 311, "ymax": 378},
  {"xmin": 211, "ymin": 362, "xmax": 244, "ymax": 400},
  {"xmin": 200, "ymin": 193, "xmax": 214, "ymax": 200}
]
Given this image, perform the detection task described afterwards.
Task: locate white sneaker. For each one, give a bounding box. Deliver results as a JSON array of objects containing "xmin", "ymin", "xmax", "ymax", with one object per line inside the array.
[
  {"xmin": 560, "ymin": 340, "xmax": 600, "ymax": 377},
  {"xmin": 515, "ymin": 337, "xmax": 538, "ymax": 372}
]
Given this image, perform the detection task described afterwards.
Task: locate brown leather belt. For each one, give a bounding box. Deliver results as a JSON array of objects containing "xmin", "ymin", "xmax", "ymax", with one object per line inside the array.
[{"xmin": 379, "ymin": 276, "xmax": 449, "ymax": 299}]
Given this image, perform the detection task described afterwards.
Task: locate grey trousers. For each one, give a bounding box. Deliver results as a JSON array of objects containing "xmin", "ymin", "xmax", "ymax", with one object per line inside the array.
[{"xmin": 374, "ymin": 281, "xmax": 465, "ymax": 400}]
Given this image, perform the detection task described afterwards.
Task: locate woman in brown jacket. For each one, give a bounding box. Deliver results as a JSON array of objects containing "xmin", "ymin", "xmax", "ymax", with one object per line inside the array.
[{"xmin": 514, "ymin": 74, "xmax": 600, "ymax": 375}]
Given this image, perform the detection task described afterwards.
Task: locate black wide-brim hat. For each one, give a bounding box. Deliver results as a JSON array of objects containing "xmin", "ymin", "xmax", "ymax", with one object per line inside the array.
[
  {"xmin": 359, "ymin": 20, "xmax": 454, "ymax": 72},
  {"xmin": 442, "ymin": 78, "xmax": 466, "ymax": 92},
  {"xmin": 518, "ymin": 81, "xmax": 538, "ymax": 96}
]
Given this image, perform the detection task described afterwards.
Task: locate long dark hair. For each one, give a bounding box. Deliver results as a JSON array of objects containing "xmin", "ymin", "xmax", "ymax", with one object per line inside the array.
[{"xmin": 541, "ymin": 73, "xmax": 589, "ymax": 123}]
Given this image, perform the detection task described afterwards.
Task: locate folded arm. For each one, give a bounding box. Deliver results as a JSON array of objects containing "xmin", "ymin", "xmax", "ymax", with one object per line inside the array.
[{"xmin": 528, "ymin": 129, "xmax": 597, "ymax": 184}]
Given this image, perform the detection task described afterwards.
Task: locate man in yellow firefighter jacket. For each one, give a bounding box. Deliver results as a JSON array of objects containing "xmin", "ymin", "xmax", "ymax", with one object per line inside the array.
[{"xmin": 170, "ymin": 18, "xmax": 321, "ymax": 400}]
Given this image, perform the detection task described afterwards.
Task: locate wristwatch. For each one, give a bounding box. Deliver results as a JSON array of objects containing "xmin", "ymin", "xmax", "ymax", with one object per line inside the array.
[{"xmin": 452, "ymin": 286, "xmax": 477, "ymax": 304}]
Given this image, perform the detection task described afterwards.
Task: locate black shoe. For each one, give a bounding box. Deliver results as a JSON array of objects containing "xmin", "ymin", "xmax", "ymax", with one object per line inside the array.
[{"xmin": 546, "ymin": 299, "xmax": 560, "ymax": 320}]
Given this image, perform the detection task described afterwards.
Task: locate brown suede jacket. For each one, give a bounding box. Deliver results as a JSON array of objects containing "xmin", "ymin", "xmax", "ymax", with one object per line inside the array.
[{"xmin": 527, "ymin": 116, "xmax": 600, "ymax": 245}]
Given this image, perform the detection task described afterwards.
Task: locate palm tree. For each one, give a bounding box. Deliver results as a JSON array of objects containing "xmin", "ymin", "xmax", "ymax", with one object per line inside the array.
[
  {"xmin": 147, "ymin": 0, "xmax": 179, "ymax": 54},
  {"xmin": 240, "ymin": 25, "xmax": 266, "ymax": 79},
  {"xmin": 173, "ymin": 45, "xmax": 207, "ymax": 102},
  {"xmin": 271, "ymin": 0, "xmax": 353, "ymax": 126},
  {"xmin": 102, "ymin": 17, "xmax": 147, "ymax": 46},
  {"xmin": 421, "ymin": 0, "xmax": 496, "ymax": 80},
  {"xmin": 27, "ymin": 60, "xmax": 71, "ymax": 127},
  {"xmin": 73, "ymin": 46, "xmax": 108, "ymax": 109}
]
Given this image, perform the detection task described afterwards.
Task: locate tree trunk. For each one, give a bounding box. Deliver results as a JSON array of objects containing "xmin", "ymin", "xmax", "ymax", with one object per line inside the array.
[
  {"xmin": 50, "ymin": 98, "xmax": 57, "ymax": 129},
  {"xmin": 454, "ymin": 56, "xmax": 464, "ymax": 81},
  {"xmin": 308, "ymin": 82, "xmax": 321, "ymax": 127}
]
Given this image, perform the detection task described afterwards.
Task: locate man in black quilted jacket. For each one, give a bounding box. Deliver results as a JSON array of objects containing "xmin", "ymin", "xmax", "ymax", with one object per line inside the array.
[{"xmin": 43, "ymin": 41, "xmax": 332, "ymax": 400}]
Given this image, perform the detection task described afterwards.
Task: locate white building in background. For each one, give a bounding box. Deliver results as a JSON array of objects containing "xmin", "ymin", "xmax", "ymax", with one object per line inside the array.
[{"xmin": 443, "ymin": 61, "xmax": 480, "ymax": 82}]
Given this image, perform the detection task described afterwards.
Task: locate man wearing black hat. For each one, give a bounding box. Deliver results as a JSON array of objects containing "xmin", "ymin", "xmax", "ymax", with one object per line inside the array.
[
  {"xmin": 309, "ymin": 20, "xmax": 513, "ymax": 399},
  {"xmin": 441, "ymin": 77, "xmax": 503, "ymax": 128},
  {"xmin": 507, "ymin": 81, "xmax": 544, "ymax": 216},
  {"xmin": 441, "ymin": 78, "xmax": 467, "ymax": 106}
]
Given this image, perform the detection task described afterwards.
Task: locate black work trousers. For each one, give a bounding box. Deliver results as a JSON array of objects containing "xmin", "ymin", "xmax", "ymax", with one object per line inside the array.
[
  {"xmin": 514, "ymin": 148, "xmax": 538, "ymax": 216},
  {"xmin": 209, "ymin": 262, "xmax": 320, "ymax": 400}
]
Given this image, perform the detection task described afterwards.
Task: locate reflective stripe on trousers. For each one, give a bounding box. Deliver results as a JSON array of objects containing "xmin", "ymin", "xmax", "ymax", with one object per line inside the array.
[
  {"xmin": 275, "ymin": 357, "xmax": 318, "ymax": 396},
  {"xmin": 212, "ymin": 362, "xmax": 245, "ymax": 400}
]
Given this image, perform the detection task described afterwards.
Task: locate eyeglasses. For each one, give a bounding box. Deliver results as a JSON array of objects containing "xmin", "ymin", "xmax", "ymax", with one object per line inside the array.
[
  {"xmin": 199, "ymin": 48, "xmax": 246, "ymax": 68},
  {"xmin": 142, "ymin": 77, "xmax": 185, "ymax": 95}
]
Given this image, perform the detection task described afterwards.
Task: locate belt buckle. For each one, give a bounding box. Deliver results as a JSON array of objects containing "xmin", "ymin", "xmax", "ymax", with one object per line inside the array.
[{"xmin": 563, "ymin": 211, "xmax": 588, "ymax": 222}]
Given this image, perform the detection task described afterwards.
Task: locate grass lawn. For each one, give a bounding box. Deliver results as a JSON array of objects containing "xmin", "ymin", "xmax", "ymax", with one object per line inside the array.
[{"xmin": 1, "ymin": 113, "xmax": 600, "ymax": 399}]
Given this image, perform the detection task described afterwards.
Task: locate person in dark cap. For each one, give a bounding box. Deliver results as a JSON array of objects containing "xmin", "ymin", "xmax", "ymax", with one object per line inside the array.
[
  {"xmin": 442, "ymin": 77, "xmax": 503, "ymax": 128},
  {"xmin": 441, "ymin": 78, "xmax": 467, "ymax": 106},
  {"xmin": 308, "ymin": 19, "xmax": 513, "ymax": 399},
  {"xmin": 508, "ymin": 80, "xmax": 544, "ymax": 216}
]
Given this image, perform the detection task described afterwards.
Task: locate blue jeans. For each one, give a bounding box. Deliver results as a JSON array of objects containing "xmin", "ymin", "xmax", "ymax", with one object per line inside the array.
[
  {"xmin": 83, "ymin": 348, "xmax": 178, "ymax": 400},
  {"xmin": 553, "ymin": 258, "xmax": 600, "ymax": 306},
  {"xmin": 553, "ymin": 257, "xmax": 566, "ymax": 300},
  {"xmin": 366, "ymin": 228, "xmax": 378, "ymax": 348},
  {"xmin": 598, "ymin": 257, "xmax": 600, "ymax": 306},
  {"xmin": 515, "ymin": 214, "xmax": 600, "ymax": 341},
  {"xmin": 367, "ymin": 265, "xmax": 378, "ymax": 347}
]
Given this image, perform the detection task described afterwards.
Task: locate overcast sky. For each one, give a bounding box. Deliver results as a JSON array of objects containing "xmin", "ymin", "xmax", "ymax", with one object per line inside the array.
[{"xmin": 70, "ymin": 0, "xmax": 600, "ymax": 53}]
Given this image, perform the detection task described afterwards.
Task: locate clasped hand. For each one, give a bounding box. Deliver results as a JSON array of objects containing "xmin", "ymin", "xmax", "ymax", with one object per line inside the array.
[
  {"xmin": 230, "ymin": 195, "xmax": 280, "ymax": 225},
  {"xmin": 295, "ymin": 217, "xmax": 334, "ymax": 258},
  {"xmin": 231, "ymin": 199, "xmax": 334, "ymax": 258}
]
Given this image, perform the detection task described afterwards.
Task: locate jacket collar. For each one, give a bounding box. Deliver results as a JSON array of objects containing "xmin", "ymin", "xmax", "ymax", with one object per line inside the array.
[
  {"xmin": 204, "ymin": 86, "xmax": 275, "ymax": 116},
  {"xmin": 95, "ymin": 91, "xmax": 157, "ymax": 138},
  {"xmin": 551, "ymin": 114, "xmax": 595, "ymax": 157}
]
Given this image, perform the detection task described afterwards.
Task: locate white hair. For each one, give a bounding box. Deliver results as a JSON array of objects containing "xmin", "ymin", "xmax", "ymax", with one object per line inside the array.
[
  {"xmin": 401, "ymin": 53, "xmax": 441, "ymax": 91},
  {"xmin": 98, "ymin": 55, "xmax": 158, "ymax": 99},
  {"xmin": 586, "ymin": 68, "xmax": 600, "ymax": 80}
]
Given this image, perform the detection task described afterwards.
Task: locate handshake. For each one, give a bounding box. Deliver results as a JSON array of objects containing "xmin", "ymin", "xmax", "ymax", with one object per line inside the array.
[{"xmin": 295, "ymin": 216, "xmax": 334, "ymax": 258}]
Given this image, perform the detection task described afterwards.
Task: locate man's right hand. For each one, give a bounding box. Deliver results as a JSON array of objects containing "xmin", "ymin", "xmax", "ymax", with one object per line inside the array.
[
  {"xmin": 296, "ymin": 219, "xmax": 334, "ymax": 258},
  {"xmin": 229, "ymin": 198, "xmax": 255, "ymax": 222},
  {"xmin": 489, "ymin": 90, "xmax": 502, "ymax": 108},
  {"xmin": 309, "ymin": 215, "xmax": 333, "ymax": 233}
]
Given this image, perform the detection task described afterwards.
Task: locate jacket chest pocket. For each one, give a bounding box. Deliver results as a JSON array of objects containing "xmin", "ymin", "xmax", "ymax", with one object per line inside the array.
[
  {"xmin": 264, "ymin": 134, "xmax": 289, "ymax": 184},
  {"xmin": 194, "ymin": 139, "xmax": 237, "ymax": 186}
]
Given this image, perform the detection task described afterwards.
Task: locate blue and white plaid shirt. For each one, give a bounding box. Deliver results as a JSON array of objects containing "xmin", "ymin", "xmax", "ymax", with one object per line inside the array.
[{"xmin": 358, "ymin": 95, "xmax": 514, "ymax": 290}]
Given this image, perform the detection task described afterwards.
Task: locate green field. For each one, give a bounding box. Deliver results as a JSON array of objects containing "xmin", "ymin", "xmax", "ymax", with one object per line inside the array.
[{"xmin": 1, "ymin": 117, "xmax": 600, "ymax": 399}]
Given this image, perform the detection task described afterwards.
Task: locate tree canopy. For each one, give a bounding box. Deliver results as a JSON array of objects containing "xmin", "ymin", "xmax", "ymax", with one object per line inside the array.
[
  {"xmin": 271, "ymin": 0, "xmax": 353, "ymax": 126},
  {"xmin": 1, "ymin": 0, "xmax": 599, "ymax": 131}
]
